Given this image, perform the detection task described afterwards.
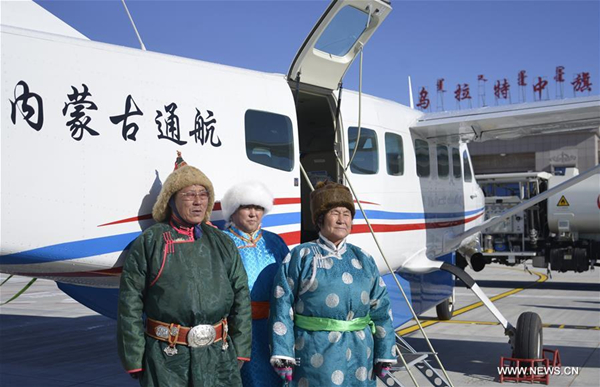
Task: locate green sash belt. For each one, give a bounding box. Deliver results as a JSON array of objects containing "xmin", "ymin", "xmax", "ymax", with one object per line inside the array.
[{"xmin": 295, "ymin": 314, "xmax": 376, "ymax": 334}]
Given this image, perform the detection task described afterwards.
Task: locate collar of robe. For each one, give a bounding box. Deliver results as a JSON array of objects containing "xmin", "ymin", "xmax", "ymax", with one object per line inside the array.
[
  {"xmin": 317, "ymin": 232, "xmax": 347, "ymax": 259},
  {"xmin": 228, "ymin": 224, "xmax": 262, "ymax": 247}
]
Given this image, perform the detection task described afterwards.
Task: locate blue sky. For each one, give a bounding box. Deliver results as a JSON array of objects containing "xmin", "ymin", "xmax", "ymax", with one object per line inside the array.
[{"xmin": 35, "ymin": 0, "xmax": 599, "ymax": 110}]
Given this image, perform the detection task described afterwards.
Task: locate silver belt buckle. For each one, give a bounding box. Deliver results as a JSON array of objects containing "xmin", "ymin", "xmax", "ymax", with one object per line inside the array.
[{"xmin": 187, "ymin": 324, "xmax": 216, "ymax": 347}]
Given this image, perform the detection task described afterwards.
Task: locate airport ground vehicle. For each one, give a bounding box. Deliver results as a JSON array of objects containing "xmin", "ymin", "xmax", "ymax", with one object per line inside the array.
[{"xmin": 472, "ymin": 168, "xmax": 600, "ymax": 273}]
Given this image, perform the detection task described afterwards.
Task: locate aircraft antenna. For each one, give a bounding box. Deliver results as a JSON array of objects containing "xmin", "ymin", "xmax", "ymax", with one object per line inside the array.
[
  {"xmin": 408, "ymin": 76, "xmax": 415, "ymax": 109},
  {"xmin": 336, "ymin": 156, "xmax": 456, "ymax": 387},
  {"xmin": 121, "ymin": 0, "xmax": 146, "ymax": 51}
]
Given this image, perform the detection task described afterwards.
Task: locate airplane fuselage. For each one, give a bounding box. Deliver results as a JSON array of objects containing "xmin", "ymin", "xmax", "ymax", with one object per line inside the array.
[{"xmin": 0, "ymin": 25, "xmax": 484, "ymax": 288}]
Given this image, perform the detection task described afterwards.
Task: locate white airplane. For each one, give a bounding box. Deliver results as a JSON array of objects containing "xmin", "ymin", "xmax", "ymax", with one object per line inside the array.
[{"xmin": 2, "ymin": 0, "xmax": 599, "ymax": 372}]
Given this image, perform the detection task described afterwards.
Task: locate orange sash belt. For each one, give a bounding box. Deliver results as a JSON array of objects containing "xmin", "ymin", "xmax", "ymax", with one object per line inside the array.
[{"xmin": 251, "ymin": 301, "xmax": 270, "ymax": 320}]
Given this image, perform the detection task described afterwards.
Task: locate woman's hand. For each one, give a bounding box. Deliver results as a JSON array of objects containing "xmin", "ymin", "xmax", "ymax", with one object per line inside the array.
[
  {"xmin": 272, "ymin": 359, "xmax": 294, "ymax": 382},
  {"xmin": 373, "ymin": 362, "xmax": 393, "ymax": 379}
]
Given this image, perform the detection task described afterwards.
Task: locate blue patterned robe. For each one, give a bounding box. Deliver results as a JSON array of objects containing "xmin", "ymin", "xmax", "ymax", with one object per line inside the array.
[
  {"xmin": 224, "ymin": 226, "xmax": 290, "ymax": 387},
  {"xmin": 270, "ymin": 234, "xmax": 397, "ymax": 387}
]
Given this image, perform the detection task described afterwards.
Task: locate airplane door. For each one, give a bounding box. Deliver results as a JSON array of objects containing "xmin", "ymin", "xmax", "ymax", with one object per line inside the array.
[
  {"xmin": 288, "ymin": 0, "xmax": 392, "ymax": 91},
  {"xmin": 289, "ymin": 0, "xmax": 391, "ymax": 242}
]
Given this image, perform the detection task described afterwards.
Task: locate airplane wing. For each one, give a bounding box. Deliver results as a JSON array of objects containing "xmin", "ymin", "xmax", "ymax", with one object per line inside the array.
[
  {"xmin": 410, "ymin": 95, "xmax": 600, "ymax": 143},
  {"xmin": 1, "ymin": 0, "xmax": 89, "ymax": 40}
]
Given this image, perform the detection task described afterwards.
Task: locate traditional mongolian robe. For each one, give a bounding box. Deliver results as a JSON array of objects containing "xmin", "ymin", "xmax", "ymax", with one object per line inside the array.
[
  {"xmin": 224, "ymin": 225, "xmax": 290, "ymax": 387},
  {"xmin": 270, "ymin": 234, "xmax": 397, "ymax": 387},
  {"xmin": 117, "ymin": 221, "xmax": 252, "ymax": 387}
]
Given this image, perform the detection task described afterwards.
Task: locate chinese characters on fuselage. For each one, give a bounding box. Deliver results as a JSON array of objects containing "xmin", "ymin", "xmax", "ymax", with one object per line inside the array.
[{"xmin": 8, "ymin": 80, "xmax": 223, "ymax": 148}]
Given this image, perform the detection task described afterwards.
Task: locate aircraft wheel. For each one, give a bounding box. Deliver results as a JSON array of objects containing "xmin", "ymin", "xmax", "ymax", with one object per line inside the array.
[
  {"xmin": 513, "ymin": 312, "xmax": 543, "ymax": 359},
  {"xmin": 436, "ymin": 288, "xmax": 455, "ymax": 321}
]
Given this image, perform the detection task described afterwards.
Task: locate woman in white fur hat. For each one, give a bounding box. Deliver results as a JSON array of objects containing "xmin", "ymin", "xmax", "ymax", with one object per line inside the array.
[{"xmin": 221, "ymin": 181, "xmax": 290, "ymax": 387}]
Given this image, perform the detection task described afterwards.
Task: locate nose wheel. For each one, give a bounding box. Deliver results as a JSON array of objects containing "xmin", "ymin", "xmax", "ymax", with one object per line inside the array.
[{"xmin": 513, "ymin": 312, "xmax": 543, "ymax": 359}]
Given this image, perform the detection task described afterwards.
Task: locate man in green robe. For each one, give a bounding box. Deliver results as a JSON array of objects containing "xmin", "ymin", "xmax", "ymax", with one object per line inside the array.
[{"xmin": 117, "ymin": 152, "xmax": 252, "ymax": 387}]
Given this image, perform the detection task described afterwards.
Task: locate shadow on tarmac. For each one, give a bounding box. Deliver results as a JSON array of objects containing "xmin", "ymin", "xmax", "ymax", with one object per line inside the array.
[
  {"xmin": 0, "ymin": 314, "xmax": 136, "ymax": 387},
  {"xmin": 456, "ymin": 279, "xmax": 600, "ymax": 292}
]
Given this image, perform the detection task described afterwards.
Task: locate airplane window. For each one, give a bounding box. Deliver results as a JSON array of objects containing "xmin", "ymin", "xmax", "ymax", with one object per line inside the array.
[
  {"xmin": 315, "ymin": 6, "xmax": 368, "ymax": 57},
  {"xmin": 415, "ymin": 139, "xmax": 430, "ymax": 177},
  {"xmin": 452, "ymin": 148, "xmax": 462, "ymax": 178},
  {"xmin": 245, "ymin": 110, "xmax": 294, "ymax": 171},
  {"xmin": 437, "ymin": 145, "xmax": 449, "ymax": 178},
  {"xmin": 348, "ymin": 127, "xmax": 378, "ymax": 175},
  {"xmin": 385, "ymin": 133, "xmax": 404, "ymax": 176},
  {"xmin": 463, "ymin": 150, "xmax": 473, "ymax": 182}
]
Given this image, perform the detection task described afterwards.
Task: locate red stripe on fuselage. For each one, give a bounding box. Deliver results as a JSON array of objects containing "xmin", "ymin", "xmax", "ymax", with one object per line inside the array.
[
  {"xmin": 98, "ymin": 198, "xmax": 303, "ymax": 227},
  {"xmin": 351, "ymin": 212, "xmax": 484, "ymax": 234}
]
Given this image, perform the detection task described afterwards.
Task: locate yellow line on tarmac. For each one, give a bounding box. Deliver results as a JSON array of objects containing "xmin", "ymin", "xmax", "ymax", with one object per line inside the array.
[
  {"xmin": 396, "ymin": 269, "xmax": 548, "ymax": 336},
  {"xmin": 435, "ymin": 321, "xmax": 600, "ymax": 330}
]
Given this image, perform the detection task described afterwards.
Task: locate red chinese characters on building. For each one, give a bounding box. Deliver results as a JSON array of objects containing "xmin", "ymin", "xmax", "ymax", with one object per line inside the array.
[
  {"xmin": 454, "ymin": 83, "xmax": 471, "ymax": 101},
  {"xmin": 417, "ymin": 87, "xmax": 430, "ymax": 110},
  {"xmin": 494, "ymin": 79, "xmax": 510, "ymax": 99},
  {"xmin": 518, "ymin": 70, "xmax": 527, "ymax": 86},
  {"xmin": 533, "ymin": 77, "xmax": 548, "ymax": 100},
  {"xmin": 554, "ymin": 66, "xmax": 565, "ymax": 83},
  {"xmin": 436, "ymin": 78, "xmax": 446, "ymax": 92},
  {"xmin": 571, "ymin": 72, "xmax": 592, "ymax": 93}
]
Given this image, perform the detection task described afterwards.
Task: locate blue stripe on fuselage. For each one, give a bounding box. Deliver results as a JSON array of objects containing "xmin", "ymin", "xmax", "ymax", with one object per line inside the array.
[
  {"xmin": 0, "ymin": 208, "xmax": 480, "ymax": 266},
  {"xmin": 0, "ymin": 232, "xmax": 141, "ymax": 265}
]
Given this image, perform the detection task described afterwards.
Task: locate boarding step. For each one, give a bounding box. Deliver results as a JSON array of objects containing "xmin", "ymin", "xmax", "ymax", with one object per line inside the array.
[{"xmin": 377, "ymin": 334, "xmax": 451, "ymax": 387}]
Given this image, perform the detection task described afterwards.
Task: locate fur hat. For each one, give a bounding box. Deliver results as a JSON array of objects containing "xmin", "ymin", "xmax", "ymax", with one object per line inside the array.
[
  {"xmin": 221, "ymin": 181, "xmax": 274, "ymax": 222},
  {"xmin": 310, "ymin": 181, "xmax": 355, "ymax": 226},
  {"xmin": 152, "ymin": 152, "xmax": 215, "ymax": 223}
]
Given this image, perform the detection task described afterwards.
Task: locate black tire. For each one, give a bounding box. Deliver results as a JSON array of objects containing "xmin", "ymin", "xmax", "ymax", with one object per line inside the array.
[
  {"xmin": 436, "ymin": 288, "xmax": 455, "ymax": 321},
  {"xmin": 513, "ymin": 312, "xmax": 543, "ymax": 359}
]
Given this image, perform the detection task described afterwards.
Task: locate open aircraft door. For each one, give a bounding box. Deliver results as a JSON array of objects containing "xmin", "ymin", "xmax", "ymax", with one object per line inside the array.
[
  {"xmin": 288, "ymin": 0, "xmax": 392, "ymax": 90},
  {"xmin": 289, "ymin": 0, "xmax": 392, "ymax": 242}
]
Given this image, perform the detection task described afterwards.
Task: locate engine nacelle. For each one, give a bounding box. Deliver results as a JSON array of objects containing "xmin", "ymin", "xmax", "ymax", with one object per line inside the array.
[{"xmin": 458, "ymin": 239, "xmax": 487, "ymax": 272}]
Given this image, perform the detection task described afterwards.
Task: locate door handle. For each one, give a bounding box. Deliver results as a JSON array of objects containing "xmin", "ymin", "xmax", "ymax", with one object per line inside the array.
[{"xmin": 470, "ymin": 194, "xmax": 478, "ymax": 199}]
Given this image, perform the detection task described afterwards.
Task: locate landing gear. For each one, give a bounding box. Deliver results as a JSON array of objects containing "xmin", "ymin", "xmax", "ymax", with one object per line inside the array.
[
  {"xmin": 436, "ymin": 288, "xmax": 455, "ymax": 320},
  {"xmin": 438, "ymin": 262, "xmax": 543, "ymax": 358},
  {"xmin": 513, "ymin": 312, "xmax": 543, "ymax": 359}
]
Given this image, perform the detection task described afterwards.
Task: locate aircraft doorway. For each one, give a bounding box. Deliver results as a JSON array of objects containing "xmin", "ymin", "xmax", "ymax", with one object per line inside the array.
[{"xmin": 295, "ymin": 89, "xmax": 340, "ymax": 243}]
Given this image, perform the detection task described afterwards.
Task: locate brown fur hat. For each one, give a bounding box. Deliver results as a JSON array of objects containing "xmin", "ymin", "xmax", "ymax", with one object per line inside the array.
[
  {"xmin": 152, "ymin": 154, "xmax": 215, "ymax": 223},
  {"xmin": 309, "ymin": 181, "xmax": 355, "ymax": 226}
]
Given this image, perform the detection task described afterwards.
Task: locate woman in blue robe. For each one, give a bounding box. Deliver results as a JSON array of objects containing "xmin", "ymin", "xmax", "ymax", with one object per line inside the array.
[
  {"xmin": 221, "ymin": 181, "xmax": 290, "ymax": 387},
  {"xmin": 270, "ymin": 182, "xmax": 397, "ymax": 386}
]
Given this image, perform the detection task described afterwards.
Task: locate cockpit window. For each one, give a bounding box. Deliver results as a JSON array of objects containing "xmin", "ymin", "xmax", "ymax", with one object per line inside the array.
[
  {"xmin": 437, "ymin": 145, "xmax": 449, "ymax": 178},
  {"xmin": 415, "ymin": 139, "xmax": 430, "ymax": 177},
  {"xmin": 315, "ymin": 6, "xmax": 369, "ymax": 57},
  {"xmin": 452, "ymin": 148, "xmax": 462, "ymax": 178}
]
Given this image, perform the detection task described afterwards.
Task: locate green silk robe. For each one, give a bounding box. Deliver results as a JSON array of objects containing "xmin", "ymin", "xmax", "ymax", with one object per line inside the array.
[{"xmin": 117, "ymin": 222, "xmax": 252, "ymax": 387}]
